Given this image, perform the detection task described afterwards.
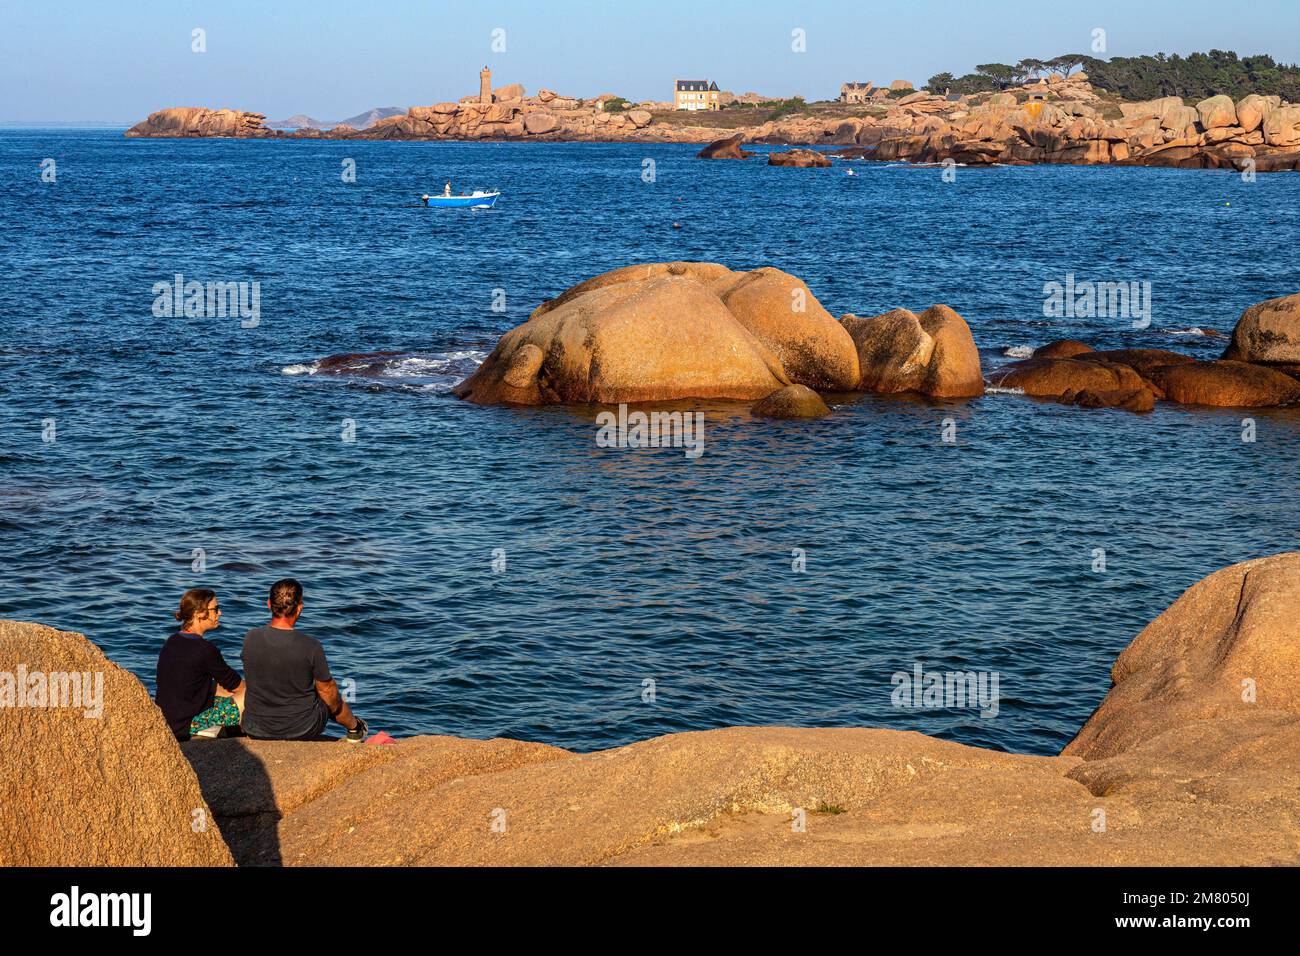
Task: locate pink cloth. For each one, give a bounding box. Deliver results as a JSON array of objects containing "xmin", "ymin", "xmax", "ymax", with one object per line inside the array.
[{"xmin": 365, "ymin": 731, "xmax": 397, "ymax": 746}]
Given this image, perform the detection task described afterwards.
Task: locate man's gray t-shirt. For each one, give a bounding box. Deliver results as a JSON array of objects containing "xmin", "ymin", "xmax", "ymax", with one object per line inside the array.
[{"xmin": 241, "ymin": 625, "xmax": 332, "ymax": 739}]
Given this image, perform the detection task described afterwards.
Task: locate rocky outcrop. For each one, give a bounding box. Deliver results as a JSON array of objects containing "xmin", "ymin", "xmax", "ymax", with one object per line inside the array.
[
  {"xmin": 767, "ymin": 148, "xmax": 832, "ymax": 167},
  {"xmin": 840, "ymin": 306, "xmax": 984, "ymax": 398},
  {"xmin": 126, "ymin": 107, "xmax": 271, "ymax": 138},
  {"xmin": 752, "ymin": 384, "xmax": 831, "ymax": 419},
  {"xmin": 0, "ymin": 621, "xmax": 233, "ymax": 865},
  {"xmin": 998, "ymin": 326, "xmax": 1300, "ymax": 409},
  {"xmin": 1087, "ymin": 348, "xmax": 1193, "ymax": 379},
  {"xmin": 1222, "ymin": 292, "xmax": 1300, "ymax": 364},
  {"xmin": 697, "ymin": 133, "xmax": 753, "ymax": 159},
  {"xmin": 1146, "ymin": 359, "xmax": 1300, "ymax": 407},
  {"xmin": 125, "ymin": 81, "xmax": 1300, "ymax": 171},
  {"xmin": 454, "ymin": 263, "xmax": 882, "ymax": 404},
  {"xmin": 987, "ymin": 357, "xmax": 1152, "ymax": 397},
  {"xmin": 453, "ymin": 262, "xmax": 792, "ymax": 404}
]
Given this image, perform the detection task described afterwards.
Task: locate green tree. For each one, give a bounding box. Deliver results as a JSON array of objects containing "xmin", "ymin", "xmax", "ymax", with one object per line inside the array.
[
  {"xmin": 1048, "ymin": 54, "xmax": 1087, "ymax": 77},
  {"xmin": 1015, "ymin": 58, "xmax": 1047, "ymax": 83},
  {"xmin": 925, "ymin": 72, "xmax": 956, "ymax": 93},
  {"xmin": 975, "ymin": 63, "xmax": 1016, "ymax": 89}
]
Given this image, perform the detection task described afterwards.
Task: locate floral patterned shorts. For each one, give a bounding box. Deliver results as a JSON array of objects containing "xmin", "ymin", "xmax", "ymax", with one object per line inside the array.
[{"xmin": 189, "ymin": 695, "xmax": 241, "ymax": 735}]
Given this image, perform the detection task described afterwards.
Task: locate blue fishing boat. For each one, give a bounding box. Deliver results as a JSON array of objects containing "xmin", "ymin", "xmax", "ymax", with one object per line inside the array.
[{"xmin": 420, "ymin": 190, "xmax": 500, "ymax": 209}]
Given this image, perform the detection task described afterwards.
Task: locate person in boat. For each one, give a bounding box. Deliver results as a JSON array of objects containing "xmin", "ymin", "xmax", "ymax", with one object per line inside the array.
[
  {"xmin": 239, "ymin": 578, "xmax": 368, "ymax": 743},
  {"xmin": 443, "ymin": 180, "xmax": 452, "ymax": 197},
  {"xmin": 155, "ymin": 589, "xmax": 245, "ymax": 741}
]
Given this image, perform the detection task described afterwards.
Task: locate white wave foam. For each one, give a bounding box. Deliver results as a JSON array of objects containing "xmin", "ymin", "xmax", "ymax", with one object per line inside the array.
[
  {"xmin": 1161, "ymin": 327, "xmax": 1215, "ymax": 337},
  {"xmin": 281, "ymin": 350, "xmax": 488, "ymax": 391},
  {"xmin": 377, "ymin": 351, "xmax": 488, "ymax": 378},
  {"xmin": 984, "ymin": 385, "xmax": 1026, "ymax": 395},
  {"xmin": 1002, "ymin": 345, "xmax": 1034, "ymax": 358}
]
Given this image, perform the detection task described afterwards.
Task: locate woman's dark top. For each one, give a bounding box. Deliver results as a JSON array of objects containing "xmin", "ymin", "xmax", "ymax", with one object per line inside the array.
[{"xmin": 155, "ymin": 631, "xmax": 242, "ymax": 740}]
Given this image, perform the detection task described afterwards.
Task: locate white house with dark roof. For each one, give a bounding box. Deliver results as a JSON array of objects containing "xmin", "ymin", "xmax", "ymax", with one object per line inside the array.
[{"xmin": 675, "ymin": 79, "xmax": 720, "ymax": 111}]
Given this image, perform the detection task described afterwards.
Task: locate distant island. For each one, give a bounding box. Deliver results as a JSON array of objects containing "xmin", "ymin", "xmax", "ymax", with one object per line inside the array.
[
  {"xmin": 124, "ymin": 53, "xmax": 1300, "ymax": 173},
  {"xmin": 264, "ymin": 106, "xmax": 406, "ymax": 131}
]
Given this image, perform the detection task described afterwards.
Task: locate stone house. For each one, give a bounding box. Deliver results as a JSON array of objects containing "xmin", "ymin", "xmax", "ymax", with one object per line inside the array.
[
  {"xmin": 840, "ymin": 82, "xmax": 875, "ymax": 104},
  {"xmin": 675, "ymin": 80, "xmax": 720, "ymax": 111}
]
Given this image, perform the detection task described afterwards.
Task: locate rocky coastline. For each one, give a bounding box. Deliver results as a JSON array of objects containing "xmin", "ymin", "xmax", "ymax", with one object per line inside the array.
[
  {"xmin": 125, "ymin": 71, "xmax": 1300, "ymax": 172},
  {"xmin": 3, "ymin": 551, "xmax": 1298, "ymax": 865},
  {"xmin": 451, "ymin": 261, "xmax": 1300, "ymax": 414}
]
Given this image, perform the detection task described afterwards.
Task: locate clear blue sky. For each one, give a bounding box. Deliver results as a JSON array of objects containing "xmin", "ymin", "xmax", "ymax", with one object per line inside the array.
[{"xmin": 5, "ymin": 0, "xmax": 1300, "ymax": 122}]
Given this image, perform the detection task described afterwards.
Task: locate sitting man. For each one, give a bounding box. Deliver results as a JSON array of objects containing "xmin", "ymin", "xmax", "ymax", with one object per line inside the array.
[
  {"xmin": 240, "ymin": 578, "xmax": 367, "ymax": 742},
  {"xmin": 156, "ymin": 588, "xmax": 245, "ymax": 741}
]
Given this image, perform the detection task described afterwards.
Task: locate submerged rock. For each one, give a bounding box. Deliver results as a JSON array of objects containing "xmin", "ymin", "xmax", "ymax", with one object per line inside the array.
[
  {"xmin": 1033, "ymin": 339, "xmax": 1094, "ymax": 359},
  {"xmin": 752, "ymin": 384, "xmax": 831, "ymax": 419},
  {"xmin": 1088, "ymin": 348, "xmax": 1194, "ymax": 379},
  {"xmin": 1058, "ymin": 386, "xmax": 1155, "ymax": 413}
]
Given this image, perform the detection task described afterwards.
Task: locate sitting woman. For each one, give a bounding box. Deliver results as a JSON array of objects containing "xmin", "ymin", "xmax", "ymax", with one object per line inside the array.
[{"xmin": 155, "ymin": 588, "xmax": 246, "ymax": 740}]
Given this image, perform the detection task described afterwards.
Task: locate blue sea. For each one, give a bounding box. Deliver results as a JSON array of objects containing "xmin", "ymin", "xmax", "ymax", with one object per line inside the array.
[{"xmin": 2, "ymin": 129, "xmax": 1298, "ymax": 754}]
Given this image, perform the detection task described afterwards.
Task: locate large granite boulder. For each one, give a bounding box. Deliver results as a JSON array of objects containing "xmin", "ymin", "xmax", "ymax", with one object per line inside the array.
[
  {"xmin": 0, "ymin": 622, "xmax": 233, "ymax": 865},
  {"xmin": 1066, "ymin": 552, "xmax": 1300, "ymax": 760},
  {"xmin": 1222, "ymin": 292, "xmax": 1300, "ymax": 364},
  {"xmin": 1263, "ymin": 106, "xmax": 1300, "ymax": 147},
  {"xmin": 840, "ymin": 305, "xmax": 984, "ymax": 398},
  {"xmin": 455, "ymin": 262, "xmax": 797, "ymax": 404},
  {"xmin": 1195, "ymin": 95, "xmax": 1237, "ymax": 130},
  {"xmin": 524, "ymin": 112, "xmax": 558, "ymax": 134},
  {"xmin": 1146, "ymin": 360, "xmax": 1300, "ymax": 407},
  {"xmin": 1235, "ymin": 94, "xmax": 1271, "ymax": 134},
  {"xmin": 711, "ymin": 268, "xmax": 860, "ymax": 390}
]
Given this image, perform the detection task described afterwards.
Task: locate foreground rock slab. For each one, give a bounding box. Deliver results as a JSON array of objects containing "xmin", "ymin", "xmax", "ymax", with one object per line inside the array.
[
  {"xmin": 5, "ymin": 552, "xmax": 1299, "ymax": 866},
  {"xmin": 183, "ymin": 552, "xmax": 1300, "ymax": 867}
]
